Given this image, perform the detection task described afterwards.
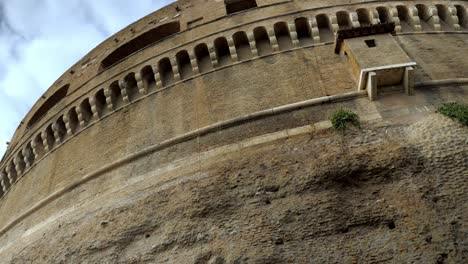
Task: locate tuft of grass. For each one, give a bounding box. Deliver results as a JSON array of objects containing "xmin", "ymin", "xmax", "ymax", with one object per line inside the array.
[
  {"xmin": 437, "ymin": 102, "xmax": 468, "ymax": 126},
  {"xmin": 330, "ymin": 109, "xmax": 361, "ymax": 132}
]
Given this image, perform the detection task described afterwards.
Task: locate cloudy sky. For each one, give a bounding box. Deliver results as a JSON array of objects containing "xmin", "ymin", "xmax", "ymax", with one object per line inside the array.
[{"xmin": 0, "ymin": 0, "xmax": 174, "ymax": 157}]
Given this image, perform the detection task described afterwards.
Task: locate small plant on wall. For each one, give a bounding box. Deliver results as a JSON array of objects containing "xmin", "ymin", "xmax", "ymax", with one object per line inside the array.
[
  {"xmin": 330, "ymin": 109, "xmax": 361, "ymax": 132},
  {"xmin": 437, "ymin": 102, "xmax": 468, "ymax": 126}
]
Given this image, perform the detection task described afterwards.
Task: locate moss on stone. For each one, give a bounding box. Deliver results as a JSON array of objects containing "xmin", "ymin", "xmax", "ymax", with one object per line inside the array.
[
  {"xmin": 330, "ymin": 109, "xmax": 361, "ymax": 132},
  {"xmin": 437, "ymin": 102, "xmax": 468, "ymax": 126}
]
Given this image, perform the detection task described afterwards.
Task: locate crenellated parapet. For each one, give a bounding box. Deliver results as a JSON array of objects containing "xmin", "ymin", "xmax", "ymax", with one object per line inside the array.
[{"xmin": 0, "ymin": 1, "xmax": 467, "ymax": 200}]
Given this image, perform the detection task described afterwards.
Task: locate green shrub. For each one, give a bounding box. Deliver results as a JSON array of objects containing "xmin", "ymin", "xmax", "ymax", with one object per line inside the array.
[
  {"xmin": 437, "ymin": 102, "xmax": 468, "ymax": 126},
  {"xmin": 330, "ymin": 109, "xmax": 361, "ymax": 132}
]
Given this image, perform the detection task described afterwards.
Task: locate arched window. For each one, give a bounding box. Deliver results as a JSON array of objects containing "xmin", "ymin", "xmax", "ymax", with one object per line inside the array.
[
  {"xmin": 253, "ymin": 26, "xmax": 272, "ymax": 56},
  {"xmin": 436, "ymin": 4, "xmax": 455, "ymax": 30},
  {"xmin": 141, "ymin": 66, "xmax": 156, "ymax": 91},
  {"xmin": 233, "ymin": 31, "xmax": 253, "ymax": 61},
  {"xmin": 124, "ymin": 73, "xmax": 140, "ymax": 102},
  {"xmin": 158, "ymin": 58, "xmax": 175, "ymax": 86},
  {"xmin": 416, "ymin": 4, "xmax": 433, "ymax": 30},
  {"xmin": 176, "ymin": 50, "xmax": 194, "ymax": 80},
  {"xmin": 295, "ymin": 17, "xmax": 313, "ymax": 46},
  {"xmin": 33, "ymin": 134, "xmax": 45, "ymax": 158},
  {"xmin": 337, "ymin": 11, "xmax": 352, "ymax": 30},
  {"xmin": 316, "ymin": 14, "xmax": 334, "ymax": 42},
  {"xmin": 455, "ymin": 5, "xmax": 467, "ymax": 29},
  {"xmin": 24, "ymin": 143, "xmax": 35, "ymax": 167},
  {"xmin": 376, "ymin": 6, "xmax": 392, "ymax": 24},
  {"xmin": 80, "ymin": 99, "xmax": 93, "ymax": 127},
  {"xmin": 194, "ymin": 43, "xmax": 213, "ymax": 73},
  {"xmin": 109, "ymin": 81, "xmax": 123, "ymax": 109},
  {"xmin": 274, "ymin": 22, "xmax": 293, "ymax": 51},
  {"xmin": 397, "ymin": 5, "xmax": 413, "ymax": 32},
  {"xmin": 94, "ymin": 89, "xmax": 108, "ymax": 117},
  {"xmin": 357, "ymin": 8, "xmax": 372, "ymax": 27},
  {"xmin": 67, "ymin": 108, "xmax": 79, "ymax": 135},
  {"xmin": 100, "ymin": 21, "xmax": 180, "ymax": 70},
  {"xmin": 214, "ymin": 37, "xmax": 232, "ymax": 66},
  {"xmin": 27, "ymin": 84, "xmax": 69, "ymax": 129},
  {"xmin": 225, "ymin": 0, "xmax": 258, "ymax": 15},
  {"xmin": 55, "ymin": 116, "xmax": 67, "ymax": 142},
  {"xmin": 44, "ymin": 125, "xmax": 55, "ymax": 150}
]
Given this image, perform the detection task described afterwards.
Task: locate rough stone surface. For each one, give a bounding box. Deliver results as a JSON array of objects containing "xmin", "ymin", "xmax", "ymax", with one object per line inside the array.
[{"xmin": 4, "ymin": 114, "xmax": 467, "ymax": 263}]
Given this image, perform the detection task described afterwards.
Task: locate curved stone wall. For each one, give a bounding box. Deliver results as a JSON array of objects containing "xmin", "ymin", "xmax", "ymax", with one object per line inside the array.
[
  {"xmin": 1, "ymin": 85, "xmax": 467, "ymax": 262},
  {"xmin": 0, "ymin": 1, "xmax": 467, "ymax": 262},
  {"xmin": 1, "ymin": 1, "xmax": 467, "ymax": 200}
]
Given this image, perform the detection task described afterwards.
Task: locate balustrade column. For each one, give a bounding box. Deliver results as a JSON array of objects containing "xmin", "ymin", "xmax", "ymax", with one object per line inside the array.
[
  {"xmin": 6, "ymin": 164, "xmax": 15, "ymax": 185},
  {"xmin": 41, "ymin": 130, "xmax": 51, "ymax": 152},
  {"xmin": 63, "ymin": 113, "xmax": 74, "ymax": 137},
  {"xmin": 409, "ymin": 6, "xmax": 422, "ymax": 31},
  {"xmin": 328, "ymin": 15, "xmax": 339, "ymax": 35},
  {"xmin": 118, "ymin": 80, "xmax": 130, "ymax": 104},
  {"xmin": 89, "ymin": 97, "xmax": 100, "ymax": 120},
  {"xmin": 51, "ymin": 122, "xmax": 62, "ymax": 144},
  {"xmin": 189, "ymin": 52, "xmax": 200, "ymax": 75},
  {"xmin": 104, "ymin": 87, "xmax": 114, "ymax": 111},
  {"xmin": 448, "ymin": 5, "xmax": 461, "ymax": 30},
  {"xmin": 349, "ymin": 12, "xmax": 360, "ymax": 28},
  {"xmin": 389, "ymin": 8, "xmax": 402, "ymax": 33},
  {"xmin": 151, "ymin": 65, "xmax": 162, "ymax": 90},
  {"xmin": 370, "ymin": 9, "xmax": 380, "ymax": 24},
  {"xmin": 76, "ymin": 107, "xmax": 86, "ymax": 129},
  {"xmin": 288, "ymin": 22, "xmax": 300, "ymax": 48},
  {"xmin": 247, "ymin": 32, "xmax": 259, "ymax": 57},
  {"xmin": 429, "ymin": 6, "xmax": 441, "ymax": 30},
  {"xmin": 227, "ymin": 37, "xmax": 238, "ymax": 62},
  {"xmin": 208, "ymin": 44, "xmax": 219, "ymax": 68},
  {"xmin": 14, "ymin": 156, "xmax": 23, "ymax": 177},
  {"xmin": 22, "ymin": 147, "xmax": 33, "ymax": 169},
  {"xmin": 135, "ymin": 72, "xmax": 147, "ymax": 95},
  {"xmin": 170, "ymin": 58, "xmax": 181, "ymax": 82},
  {"xmin": 31, "ymin": 138, "xmax": 41, "ymax": 160},
  {"xmin": 155, "ymin": 72, "xmax": 164, "ymax": 89},
  {"xmin": 309, "ymin": 18, "xmax": 320, "ymax": 44},
  {"xmin": 267, "ymin": 27, "xmax": 280, "ymax": 52},
  {"xmin": 0, "ymin": 171, "xmax": 7, "ymax": 192}
]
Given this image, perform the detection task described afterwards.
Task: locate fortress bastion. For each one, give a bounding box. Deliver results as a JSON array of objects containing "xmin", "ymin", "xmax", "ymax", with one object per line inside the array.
[{"xmin": 0, "ymin": 0, "xmax": 467, "ymax": 263}]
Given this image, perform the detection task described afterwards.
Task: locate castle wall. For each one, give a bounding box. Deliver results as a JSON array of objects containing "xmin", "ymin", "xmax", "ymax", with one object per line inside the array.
[
  {"xmin": 5, "ymin": 1, "xmax": 467, "ymax": 149},
  {"xmin": 0, "ymin": 1, "xmax": 467, "ymax": 262},
  {"xmin": 0, "ymin": 31, "xmax": 466, "ymax": 235},
  {"xmin": 0, "ymin": 84, "xmax": 467, "ymax": 262},
  {"xmin": 0, "ymin": 24, "xmax": 466, "ymax": 233}
]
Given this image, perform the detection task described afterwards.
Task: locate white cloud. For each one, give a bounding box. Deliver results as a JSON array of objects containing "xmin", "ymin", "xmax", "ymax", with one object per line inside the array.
[{"xmin": 0, "ymin": 0, "xmax": 175, "ymax": 157}]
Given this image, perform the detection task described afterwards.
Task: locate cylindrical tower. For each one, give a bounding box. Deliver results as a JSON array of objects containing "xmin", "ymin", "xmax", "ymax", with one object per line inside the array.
[{"xmin": 0, "ymin": 1, "xmax": 467, "ymax": 262}]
